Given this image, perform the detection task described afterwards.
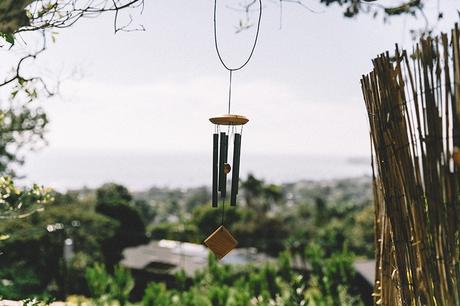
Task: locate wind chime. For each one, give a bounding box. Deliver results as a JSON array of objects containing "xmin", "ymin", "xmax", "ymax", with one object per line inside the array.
[{"xmin": 204, "ymin": 0, "xmax": 262, "ymax": 260}]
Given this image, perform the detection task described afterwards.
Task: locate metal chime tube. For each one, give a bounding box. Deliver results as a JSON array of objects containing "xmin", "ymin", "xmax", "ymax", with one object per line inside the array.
[
  {"xmin": 218, "ymin": 132, "xmax": 226, "ymax": 195},
  {"xmin": 221, "ymin": 134, "xmax": 229, "ymax": 198},
  {"xmin": 212, "ymin": 133, "xmax": 219, "ymax": 207},
  {"xmin": 230, "ymin": 133, "xmax": 241, "ymax": 206}
]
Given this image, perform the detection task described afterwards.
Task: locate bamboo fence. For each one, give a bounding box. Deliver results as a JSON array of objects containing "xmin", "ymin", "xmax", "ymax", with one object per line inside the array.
[{"xmin": 361, "ymin": 25, "xmax": 460, "ymax": 305}]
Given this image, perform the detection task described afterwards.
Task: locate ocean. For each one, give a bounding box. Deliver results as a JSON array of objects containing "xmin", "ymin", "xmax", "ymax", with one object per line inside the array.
[{"xmin": 18, "ymin": 151, "xmax": 372, "ymax": 191}]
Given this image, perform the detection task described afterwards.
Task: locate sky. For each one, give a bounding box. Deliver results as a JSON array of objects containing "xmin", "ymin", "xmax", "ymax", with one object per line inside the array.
[{"xmin": 2, "ymin": 0, "xmax": 460, "ymax": 189}]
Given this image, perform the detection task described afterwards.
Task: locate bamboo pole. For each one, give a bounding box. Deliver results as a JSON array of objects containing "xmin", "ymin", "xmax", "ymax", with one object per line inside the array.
[{"xmin": 361, "ymin": 24, "xmax": 460, "ymax": 306}]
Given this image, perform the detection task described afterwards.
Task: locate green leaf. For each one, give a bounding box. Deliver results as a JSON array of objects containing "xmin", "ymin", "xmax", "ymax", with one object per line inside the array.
[
  {"xmin": 0, "ymin": 32, "xmax": 15, "ymax": 45},
  {"xmin": 5, "ymin": 33, "xmax": 14, "ymax": 44},
  {"xmin": 51, "ymin": 31, "xmax": 58, "ymax": 43},
  {"xmin": 10, "ymin": 90, "xmax": 18, "ymax": 99}
]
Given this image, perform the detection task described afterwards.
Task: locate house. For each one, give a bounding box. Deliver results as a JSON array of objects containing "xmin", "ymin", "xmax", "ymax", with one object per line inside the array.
[{"xmin": 121, "ymin": 239, "xmax": 274, "ymax": 277}]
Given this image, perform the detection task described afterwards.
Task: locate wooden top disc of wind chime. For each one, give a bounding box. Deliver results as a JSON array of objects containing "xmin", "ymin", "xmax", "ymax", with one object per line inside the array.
[{"xmin": 209, "ymin": 114, "xmax": 249, "ymax": 126}]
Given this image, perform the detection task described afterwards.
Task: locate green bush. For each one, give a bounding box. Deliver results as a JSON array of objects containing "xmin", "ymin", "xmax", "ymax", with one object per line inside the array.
[
  {"xmin": 85, "ymin": 264, "xmax": 134, "ymax": 306},
  {"xmin": 142, "ymin": 283, "xmax": 171, "ymax": 306}
]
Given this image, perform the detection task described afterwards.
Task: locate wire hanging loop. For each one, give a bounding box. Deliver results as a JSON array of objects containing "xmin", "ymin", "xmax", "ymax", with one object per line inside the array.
[
  {"xmin": 213, "ymin": 0, "xmax": 262, "ymax": 72},
  {"xmin": 214, "ymin": 0, "xmax": 262, "ymax": 114},
  {"xmin": 227, "ymin": 70, "xmax": 233, "ymax": 114}
]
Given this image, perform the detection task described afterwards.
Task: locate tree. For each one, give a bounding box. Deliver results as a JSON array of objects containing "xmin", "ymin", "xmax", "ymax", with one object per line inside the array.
[
  {"xmin": 319, "ymin": 0, "xmax": 427, "ymax": 19},
  {"xmin": 192, "ymin": 204, "xmax": 241, "ymax": 239},
  {"xmin": 96, "ymin": 183, "xmax": 132, "ymax": 207},
  {"xmin": 304, "ymin": 242, "xmax": 362, "ymax": 305},
  {"xmin": 0, "ymin": 176, "xmax": 52, "ymax": 220},
  {"xmin": 0, "ymin": 0, "xmax": 145, "ymax": 180},
  {"xmin": 85, "ymin": 263, "xmax": 134, "ymax": 306},
  {"xmin": 241, "ymin": 174, "xmax": 283, "ymax": 213},
  {"xmin": 0, "ymin": 0, "xmax": 145, "ymax": 92},
  {"xmin": 0, "ymin": 99, "xmax": 48, "ymax": 176},
  {"xmin": 95, "ymin": 183, "xmax": 147, "ymax": 267},
  {"xmin": 0, "ymin": 197, "xmax": 118, "ymax": 299}
]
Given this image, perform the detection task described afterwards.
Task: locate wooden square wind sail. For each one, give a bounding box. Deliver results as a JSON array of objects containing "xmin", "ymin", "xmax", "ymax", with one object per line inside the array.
[{"xmin": 204, "ymin": 225, "xmax": 238, "ymax": 260}]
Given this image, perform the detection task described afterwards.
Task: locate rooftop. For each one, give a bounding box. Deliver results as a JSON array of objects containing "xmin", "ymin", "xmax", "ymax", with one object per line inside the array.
[{"xmin": 121, "ymin": 239, "xmax": 274, "ymax": 276}]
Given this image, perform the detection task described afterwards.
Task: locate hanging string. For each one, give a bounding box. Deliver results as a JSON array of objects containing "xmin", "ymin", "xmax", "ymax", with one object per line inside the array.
[
  {"xmin": 213, "ymin": 0, "xmax": 262, "ymax": 114},
  {"xmin": 221, "ymin": 197, "xmax": 226, "ymax": 225},
  {"xmin": 228, "ymin": 70, "xmax": 233, "ymax": 114}
]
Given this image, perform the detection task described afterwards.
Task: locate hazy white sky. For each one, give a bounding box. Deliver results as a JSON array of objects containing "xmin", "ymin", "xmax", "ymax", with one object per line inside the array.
[{"xmin": 2, "ymin": 0, "xmax": 460, "ymax": 188}]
